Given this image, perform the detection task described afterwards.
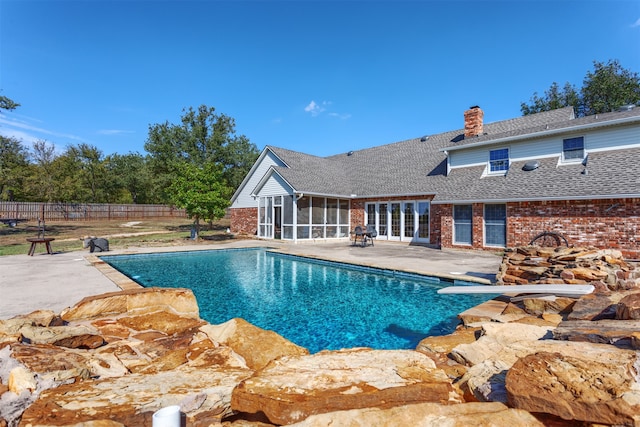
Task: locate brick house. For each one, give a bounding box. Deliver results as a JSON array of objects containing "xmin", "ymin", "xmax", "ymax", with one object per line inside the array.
[{"xmin": 230, "ymin": 105, "xmax": 640, "ymax": 258}]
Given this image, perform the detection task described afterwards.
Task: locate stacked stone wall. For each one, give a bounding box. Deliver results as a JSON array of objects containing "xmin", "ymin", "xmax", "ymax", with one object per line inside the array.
[{"xmin": 496, "ymin": 246, "xmax": 640, "ymax": 291}]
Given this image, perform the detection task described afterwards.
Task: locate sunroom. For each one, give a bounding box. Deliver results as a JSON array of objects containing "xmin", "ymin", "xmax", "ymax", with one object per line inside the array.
[{"xmin": 251, "ymin": 168, "xmax": 351, "ymax": 241}]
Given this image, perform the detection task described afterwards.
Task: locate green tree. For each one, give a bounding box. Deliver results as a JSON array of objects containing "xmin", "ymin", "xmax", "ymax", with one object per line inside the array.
[
  {"xmin": 68, "ymin": 144, "xmax": 108, "ymax": 202},
  {"xmin": 581, "ymin": 59, "xmax": 640, "ymax": 116},
  {"xmin": 0, "ymin": 94, "xmax": 19, "ymax": 111},
  {"xmin": 0, "ymin": 95, "xmax": 28, "ymax": 200},
  {"xmin": 106, "ymin": 152, "xmax": 155, "ymax": 203},
  {"xmin": 168, "ymin": 161, "xmax": 231, "ymax": 238},
  {"xmin": 0, "ymin": 136, "xmax": 30, "ymax": 200},
  {"xmin": 27, "ymin": 140, "xmax": 58, "ymax": 201},
  {"xmin": 521, "ymin": 59, "xmax": 640, "ymax": 116},
  {"xmin": 145, "ymin": 104, "xmax": 259, "ymax": 200},
  {"xmin": 521, "ymin": 82, "xmax": 580, "ymax": 116},
  {"xmin": 49, "ymin": 148, "xmax": 85, "ymax": 202}
]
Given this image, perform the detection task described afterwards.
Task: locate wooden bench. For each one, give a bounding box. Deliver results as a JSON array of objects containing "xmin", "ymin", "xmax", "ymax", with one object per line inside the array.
[{"xmin": 26, "ymin": 237, "xmax": 55, "ymax": 256}]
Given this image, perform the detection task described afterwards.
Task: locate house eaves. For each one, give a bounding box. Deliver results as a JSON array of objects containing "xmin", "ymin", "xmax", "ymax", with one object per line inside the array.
[
  {"xmin": 349, "ymin": 192, "xmax": 437, "ymax": 199},
  {"xmin": 292, "ymin": 190, "xmax": 355, "ymax": 198},
  {"xmin": 442, "ymin": 114, "xmax": 640, "ymax": 153},
  {"xmin": 432, "ymin": 193, "xmax": 640, "ymax": 205},
  {"xmin": 264, "ymin": 145, "xmax": 291, "ymax": 167},
  {"xmin": 250, "ymin": 166, "xmax": 296, "ymax": 197},
  {"xmin": 230, "ymin": 146, "xmax": 289, "ymax": 203}
]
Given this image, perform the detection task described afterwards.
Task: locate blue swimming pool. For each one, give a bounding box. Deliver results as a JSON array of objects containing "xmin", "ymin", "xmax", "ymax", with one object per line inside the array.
[{"xmin": 102, "ymin": 248, "xmax": 495, "ymax": 353}]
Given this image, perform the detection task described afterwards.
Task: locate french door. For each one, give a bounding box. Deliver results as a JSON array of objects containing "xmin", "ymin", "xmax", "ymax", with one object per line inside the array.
[
  {"xmin": 390, "ymin": 203, "xmax": 401, "ymax": 240},
  {"xmin": 365, "ymin": 201, "xmax": 430, "ymax": 243}
]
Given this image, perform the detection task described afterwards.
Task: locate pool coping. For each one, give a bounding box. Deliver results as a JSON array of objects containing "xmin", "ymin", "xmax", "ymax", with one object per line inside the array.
[{"xmin": 87, "ymin": 242, "xmax": 495, "ymax": 293}]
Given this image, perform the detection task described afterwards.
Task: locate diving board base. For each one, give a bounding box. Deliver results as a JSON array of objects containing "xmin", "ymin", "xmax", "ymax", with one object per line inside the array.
[{"xmin": 437, "ymin": 284, "xmax": 594, "ymax": 297}]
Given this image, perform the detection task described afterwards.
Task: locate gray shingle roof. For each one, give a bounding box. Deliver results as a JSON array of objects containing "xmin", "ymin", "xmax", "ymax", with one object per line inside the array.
[
  {"xmin": 436, "ymin": 148, "xmax": 640, "ymax": 202},
  {"xmin": 447, "ymin": 107, "xmax": 640, "ymax": 150},
  {"xmin": 263, "ymin": 107, "xmax": 640, "ymax": 202}
]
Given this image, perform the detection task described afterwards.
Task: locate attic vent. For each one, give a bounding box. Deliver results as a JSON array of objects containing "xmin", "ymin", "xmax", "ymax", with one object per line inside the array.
[
  {"xmin": 420, "ymin": 136, "xmax": 429, "ymax": 142},
  {"xmin": 347, "ymin": 151, "xmax": 354, "ymax": 156},
  {"xmin": 522, "ymin": 160, "xmax": 540, "ymax": 171},
  {"xmin": 618, "ymin": 104, "xmax": 636, "ymax": 112}
]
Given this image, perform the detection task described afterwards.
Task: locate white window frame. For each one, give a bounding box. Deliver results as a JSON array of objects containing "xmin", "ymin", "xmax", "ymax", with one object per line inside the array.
[
  {"xmin": 483, "ymin": 203, "xmax": 507, "ymax": 248},
  {"xmin": 453, "ymin": 204, "xmax": 473, "ymax": 246},
  {"xmin": 488, "ymin": 147, "xmax": 510, "ymax": 175},
  {"xmin": 364, "ymin": 200, "xmax": 430, "ymax": 243},
  {"xmin": 561, "ymin": 136, "xmax": 585, "ymax": 163}
]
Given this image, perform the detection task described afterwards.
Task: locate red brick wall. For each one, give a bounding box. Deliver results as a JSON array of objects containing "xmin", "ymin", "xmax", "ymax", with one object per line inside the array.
[
  {"xmin": 437, "ymin": 198, "xmax": 640, "ymax": 259},
  {"xmin": 235, "ymin": 197, "xmax": 640, "ymax": 258},
  {"xmin": 434, "ymin": 204, "xmax": 485, "ymax": 248},
  {"xmin": 350, "ymin": 200, "xmax": 365, "ymax": 230},
  {"xmin": 431, "ymin": 204, "xmax": 445, "ymax": 247},
  {"xmin": 230, "ymin": 207, "xmax": 257, "ymax": 236},
  {"xmin": 508, "ymin": 198, "xmax": 640, "ymax": 258}
]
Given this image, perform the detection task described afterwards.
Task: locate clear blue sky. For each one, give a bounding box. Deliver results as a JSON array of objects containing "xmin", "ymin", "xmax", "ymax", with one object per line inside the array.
[{"xmin": 1, "ymin": 0, "xmax": 639, "ymax": 157}]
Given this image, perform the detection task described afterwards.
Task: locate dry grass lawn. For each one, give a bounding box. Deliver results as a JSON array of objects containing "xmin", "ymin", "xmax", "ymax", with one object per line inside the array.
[{"xmin": 0, "ymin": 217, "xmax": 235, "ymax": 256}]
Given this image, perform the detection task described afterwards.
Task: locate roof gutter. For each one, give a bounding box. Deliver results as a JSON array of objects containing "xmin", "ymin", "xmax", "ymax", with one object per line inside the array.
[
  {"xmin": 347, "ymin": 192, "xmax": 438, "ymax": 199},
  {"xmin": 442, "ymin": 115, "xmax": 640, "ymax": 153},
  {"xmin": 431, "ymin": 193, "xmax": 640, "ymax": 205}
]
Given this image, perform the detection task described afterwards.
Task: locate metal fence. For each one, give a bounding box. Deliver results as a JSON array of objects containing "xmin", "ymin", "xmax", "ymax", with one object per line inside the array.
[{"xmin": 0, "ymin": 202, "xmax": 187, "ymax": 222}]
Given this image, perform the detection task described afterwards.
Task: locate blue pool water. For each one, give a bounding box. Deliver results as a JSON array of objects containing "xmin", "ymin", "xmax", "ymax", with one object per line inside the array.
[{"xmin": 102, "ymin": 248, "xmax": 495, "ymax": 353}]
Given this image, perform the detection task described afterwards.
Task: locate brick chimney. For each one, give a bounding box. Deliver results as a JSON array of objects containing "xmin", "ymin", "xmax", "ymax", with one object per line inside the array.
[{"xmin": 464, "ymin": 106, "xmax": 484, "ymax": 138}]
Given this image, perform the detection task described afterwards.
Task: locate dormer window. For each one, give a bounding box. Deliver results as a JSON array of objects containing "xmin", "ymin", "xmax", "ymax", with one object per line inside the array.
[
  {"xmin": 489, "ymin": 148, "xmax": 509, "ymax": 174},
  {"xmin": 562, "ymin": 136, "xmax": 584, "ymax": 162}
]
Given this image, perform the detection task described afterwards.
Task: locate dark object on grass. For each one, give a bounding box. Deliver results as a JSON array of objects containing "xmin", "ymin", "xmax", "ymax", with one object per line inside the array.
[{"xmin": 83, "ymin": 237, "xmax": 110, "ymax": 253}]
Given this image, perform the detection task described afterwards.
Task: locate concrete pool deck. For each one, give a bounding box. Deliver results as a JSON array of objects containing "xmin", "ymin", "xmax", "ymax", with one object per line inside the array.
[{"xmin": 0, "ymin": 239, "xmax": 503, "ymax": 319}]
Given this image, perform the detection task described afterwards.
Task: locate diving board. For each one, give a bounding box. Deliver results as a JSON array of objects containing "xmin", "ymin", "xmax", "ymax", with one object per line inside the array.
[{"xmin": 437, "ymin": 284, "xmax": 594, "ymax": 297}]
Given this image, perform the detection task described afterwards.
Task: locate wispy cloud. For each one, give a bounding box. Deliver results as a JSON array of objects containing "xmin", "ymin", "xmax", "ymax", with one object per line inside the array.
[
  {"xmin": 0, "ymin": 127, "xmax": 64, "ymax": 153},
  {"xmin": 328, "ymin": 112, "xmax": 352, "ymax": 120},
  {"xmin": 0, "ymin": 113, "xmax": 86, "ymax": 144},
  {"xmin": 632, "ymin": 18, "xmax": 640, "ymax": 28},
  {"xmin": 304, "ymin": 100, "xmax": 350, "ymax": 119},
  {"xmin": 304, "ymin": 100, "xmax": 327, "ymax": 117},
  {"xmin": 97, "ymin": 129, "xmax": 135, "ymax": 136}
]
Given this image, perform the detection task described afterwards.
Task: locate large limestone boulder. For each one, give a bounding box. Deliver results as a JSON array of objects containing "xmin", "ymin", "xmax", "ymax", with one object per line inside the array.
[
  {"xmin": 19, "ymin": 364, "xmax": 253, "ymax": 426},
  {"xmin": 0, "ymin": 288, "xmax": 250, "ymax": 427},
  {"xmin": 450, "ymin": 322, "xmax": 553, "ymax": 366},
  {"xmin": 617, "ymin": 291, "xmax": 640, "ymax": 320},
  {"xmin": 553, "ymin": 318, "xmax": 640, "ymax": 348},
  {"xmin": 231, "ymin": 348, "xmax": 457, "ymax": 425},
  {"xmin": 18, "ymin": 323, "xmax": 104, "ymax": 348},
  {"xmin": 506, "ymin": 350, "xmax": 640, "ymax": 426},
  {"xmin": 416, "ymin": 327, "xmax": 479, "ymax": 380},
  {"xmin": 287, "ymin": 401, "xmax": 544, "ymax": 427},
  {"xmin": 61, "ymin": 287, "xmax": 200, "ymax": 321},
  {"xmin": 459, "ymin": 333, "xmax": 640, "ymax": 412},
  {"xmin": 201, "ymin": 318, "xmax": 309, "ymax": 370},
  {"xmin": 416, "ymin": 327, "xmax": 480, "ymax": 354}
]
